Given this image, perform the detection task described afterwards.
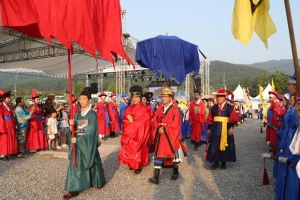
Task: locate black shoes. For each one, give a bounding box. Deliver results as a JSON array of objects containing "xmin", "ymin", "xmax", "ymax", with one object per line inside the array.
[
  {"xmin": 0, "ymin": 156, "xmax": 9, "ymax": 162},
  {"xmin": 210, "ymin": 162, "xmax": 219, "ymax": 170},
  {"xmin": 134, "ymin": 168, "xmax": 143, "ymax": 174},
  {"xmin": 221, "ymin": 162, "xmax": 226, "ymax": 170},
  {"xmin": 149, "ymin": 169, "xmax": 160, "ymax": 184},
  {"xmin": 62, "ymin": 191, "xmax": 79, "ymax": 200},
  {"xmin": 171, "ymin": 166, "xmax": 179, "ymax": 180}
]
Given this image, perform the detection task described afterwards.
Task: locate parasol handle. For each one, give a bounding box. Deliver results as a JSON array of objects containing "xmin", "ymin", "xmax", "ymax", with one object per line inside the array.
[
  {"xmin": 284, "ymin": 0, "xmax": 300, "ymax": 94},
  {"xmin": 67, "ymin": 49, "xmax": 77, "ymax": 168}
]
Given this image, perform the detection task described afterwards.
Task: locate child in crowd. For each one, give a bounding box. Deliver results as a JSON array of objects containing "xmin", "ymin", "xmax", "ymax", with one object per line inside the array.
[
  {"xmin": 59, "ymin": 103, "xmax": 69, "ymax": 148},
  {"xmin": 47, "ymin": 109, "xmax": 62, "ymax": 150}
]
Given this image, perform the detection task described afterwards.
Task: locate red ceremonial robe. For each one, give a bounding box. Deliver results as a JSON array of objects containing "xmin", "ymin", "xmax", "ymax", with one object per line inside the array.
[
  {"xmin": 107, "ymin": 101, "xmax": 120, "ymax": 132},
  {"xmin": 266, "ymin": 100, "xmax": 281, "ymax": 155},
  {"xmin": 0, "ymin": 103, "xmax": 18, "ymax": 155},
  {"xmin": 118, "ymin": 103, "xmax": 151, "ymax": 169},
  {"xmin": 151, "ymin": 104, "xmax": 183, "ymax": 166},
  {"xmin": 189, "ymin": 100, "xmax": 206, "ymax": 142},
  {"xmin": 25, "ymin": 105, "xmax": 48, "ymax": 150},
  {"xmin": 96, "ymin": 101, "xmax": 110, "ymax": 135}
]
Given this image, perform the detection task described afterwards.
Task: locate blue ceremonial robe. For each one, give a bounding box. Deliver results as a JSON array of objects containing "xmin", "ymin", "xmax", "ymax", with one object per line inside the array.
[
  {"xmin": 119, "ymin": 100, "xmax": 127, "ymax": 130},
  {"xmin": 275, "ymin": 106, "xmax": 299, "ymax": 200}
]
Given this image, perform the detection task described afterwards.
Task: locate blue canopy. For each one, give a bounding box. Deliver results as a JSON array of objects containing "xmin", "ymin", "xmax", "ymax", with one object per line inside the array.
[{"xmin": 135, "ymin": 35, "xmax": 201, "ymax": 84}]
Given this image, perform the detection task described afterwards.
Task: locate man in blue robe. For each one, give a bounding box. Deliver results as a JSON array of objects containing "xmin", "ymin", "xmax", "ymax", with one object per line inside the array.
[{"xmin": 119, "ymin": 93, "xmax": 129, "ymax": 131}]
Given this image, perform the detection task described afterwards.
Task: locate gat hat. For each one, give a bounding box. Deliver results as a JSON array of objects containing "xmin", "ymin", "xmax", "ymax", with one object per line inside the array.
[
  {"xmin": 0, "ymin": 89, "xmax": 11, "ymax": 97},
  {"xmin": 214, "ymin": 88, "xmax": 231, "ymax": 96},
  {"xmin": 110, "ymin": 92, "xmax": 116, "ymax": 97},
  {"xmin": 268, "ymin": 91, "xmax": 279, "ymax": 98},
  {"xmin": 121, "ymin": 93, "xmax": 129, "ymax": 98},
  {"xmin": 161, "ymin": 82, "xmax": 173, "ymax": 95},
  {"xmin": 129, "ymin": 85, "xmax": 143, "ymax": 97},
  {"xmin": 143, "ymin": 92, "xmax": 153, "ymax": 102},
  {"xmin": 31, "ymin": 89, "xmax": 39, "ymax": 99},
  {"xmin": 80, "ymin": 87, "xmax": 92, "ymax": 99},
  {"xmin": 285, "ymin": 69, "xmax": 298, "ymax": 84},
  {"xmin": 98, "ymin": 92, "xmax": 107, "ymax": 97}
]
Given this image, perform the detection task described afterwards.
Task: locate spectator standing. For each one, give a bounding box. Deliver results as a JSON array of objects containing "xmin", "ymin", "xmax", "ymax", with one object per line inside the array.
[
  {"xmin": 59, "ymin": 103, "xmax": 69, "ymax": 148},
  {"xmin": 15, "ymin": 97, "xmax": 35, "ymax": 158},
  {"xmin": 248, "ymin": 106, "xmax": 253, "ymax": 118},
  {"xmin": 47, "ymin": 109, "xmax": 61, "ymax": 150}
]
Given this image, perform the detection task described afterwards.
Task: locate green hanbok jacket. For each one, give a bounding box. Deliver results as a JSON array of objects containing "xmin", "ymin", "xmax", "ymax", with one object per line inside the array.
[{"xmin": 65, "ymin": 109, "xmax": 106, "ymax": 192}]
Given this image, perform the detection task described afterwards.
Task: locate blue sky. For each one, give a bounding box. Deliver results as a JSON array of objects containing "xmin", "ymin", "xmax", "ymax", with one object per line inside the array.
[{"xmin": 121, "ymin": 0, "xmax": 300, "ymax": 65}]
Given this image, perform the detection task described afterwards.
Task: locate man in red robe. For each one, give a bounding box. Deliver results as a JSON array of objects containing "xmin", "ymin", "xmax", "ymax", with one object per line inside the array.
[
  {"xmin": 149, "ymin": 83, "xmax": 187, "ymax": 184},
  {"xmin": 118, "ymin": 85, "xmax": 151, "ymax": 174},
  {"xmin": 95, "ymin": 92, "xmax": 110, "ymax": 140},
  {"xmin": 0, "ymin": 90, "xmax": 19, "ymax": 161},
  {"xmin": 266, "ymin": 90, "xmax": 281, "ymax": 155},
  {"xmin": 189, "ymin": 88, "xmax": 206, "ymax": 151},
  {"xmin": 25, "ymin": 89, "xmax": 48, "ymax": 152},
  {"xmin": 107, "ymin": 92, "xmax": 120, "ymax": 138}
]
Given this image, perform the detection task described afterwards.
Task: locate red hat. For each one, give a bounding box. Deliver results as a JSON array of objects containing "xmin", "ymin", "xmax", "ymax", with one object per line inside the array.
[
  {"xmin": 98, "ymin": 92, "xmax": 107, "ymax": 97},
  {"xmin": 0, "ymin": 89, "xmax": 11, "ymax": 97},
  {"xmin": 268, "ymin": 91, "xmax": 279, "ymax": 98},
  {"xmin": 215, "ymin": 89, "xmax": 231, "ymax": 96},
  {"xmin": 71, "ymin": 96, "xmax": 78, "ymax": 103},
  {"xmin": 110, "ymin": 92, "xmax": 116, "ymax": 97},
  {"xmin": 31, "ymin": 89, "xmax": 39, "ymax": 99}
]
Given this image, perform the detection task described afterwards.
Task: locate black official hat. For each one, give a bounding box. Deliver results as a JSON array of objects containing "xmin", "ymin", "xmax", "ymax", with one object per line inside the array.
[{"xmin": 80, "ymin": 87, "xmax": 92, "ymax": 99}]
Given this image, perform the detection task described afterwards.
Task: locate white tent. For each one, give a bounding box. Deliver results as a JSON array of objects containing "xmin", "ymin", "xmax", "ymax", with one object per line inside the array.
[
  {"xmin": 262, "ymin": 83, "xmax": 272, "ymax": 100},
  {"xmin": 232, "ymin": 84, "xmax": 245, "ymax": 100}
]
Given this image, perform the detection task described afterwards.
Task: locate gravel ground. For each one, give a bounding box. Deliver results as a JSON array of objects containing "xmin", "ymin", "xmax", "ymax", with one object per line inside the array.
[{"xmin": 0, "ymin": 118, "xmax": 275, "ymax": 200}]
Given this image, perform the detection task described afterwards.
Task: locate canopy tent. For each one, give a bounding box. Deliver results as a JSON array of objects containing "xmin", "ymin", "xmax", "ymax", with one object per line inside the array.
[
  {"xmin": 262, "ymin": 83, "xmax": 272, "ymax": 100},
  {"xmin": 232, "ymin": 84, "xmax": 245, "ymax": 101}
]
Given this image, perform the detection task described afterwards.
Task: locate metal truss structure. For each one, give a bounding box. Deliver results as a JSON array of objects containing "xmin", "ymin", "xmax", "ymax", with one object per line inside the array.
[{"xmin": 185, "ymin": 74, "xmax": 190, "ymax": 101}]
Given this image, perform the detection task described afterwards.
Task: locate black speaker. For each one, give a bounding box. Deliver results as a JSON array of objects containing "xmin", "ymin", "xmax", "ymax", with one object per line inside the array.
[{"xmin": 90, "ymin": 82, "xmax": 98, "ymax": 94}]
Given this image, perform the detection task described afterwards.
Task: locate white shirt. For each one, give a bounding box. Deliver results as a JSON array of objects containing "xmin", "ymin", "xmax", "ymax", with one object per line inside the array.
[{"xmin": 47, "ymin": 117, "xmax": 58, "ymax": 134}]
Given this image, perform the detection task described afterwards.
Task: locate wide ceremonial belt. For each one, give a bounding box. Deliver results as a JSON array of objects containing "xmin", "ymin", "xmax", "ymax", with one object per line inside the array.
[
  {"xmin": 214, "ymin": 116, "xmax": 229, "ymax": 151},
  {"xmin": 3, "ymin": 116, "xmax": 14, "ymax": 120}
]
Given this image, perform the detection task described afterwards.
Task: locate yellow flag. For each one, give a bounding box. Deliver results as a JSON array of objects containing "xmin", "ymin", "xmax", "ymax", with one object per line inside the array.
[
  {"xmin": 271, "ymin": 78, "xmax": 275, "ymax": 91},
  {"xmin": 259, "ymin": 84, "xmax": 264, "ymax": 104},
  {"xmin": 232, "ymin": 0, "xmax": 276, "ymax": 49}
]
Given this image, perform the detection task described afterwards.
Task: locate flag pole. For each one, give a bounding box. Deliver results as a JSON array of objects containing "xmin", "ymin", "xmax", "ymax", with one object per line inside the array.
[
  {"xmin": 284, "ymin": 0, "xmax": 300, "ymax": 93},
  {"xmin": 68, "ymin": 49, "xmax": 77, "ymax": 168}
]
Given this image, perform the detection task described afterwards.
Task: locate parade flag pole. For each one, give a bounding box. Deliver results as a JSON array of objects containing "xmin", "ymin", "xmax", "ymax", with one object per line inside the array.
[
  {"xmin": 67, "ymin": 49, "xmax": 77, "ymax": 168},
  {"xmin": 284, "ymin": 0, "xmax": 300, "ymax": 94}
]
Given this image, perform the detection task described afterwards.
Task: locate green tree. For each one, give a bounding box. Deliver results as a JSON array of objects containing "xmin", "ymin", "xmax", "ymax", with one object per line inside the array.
[
  {"xmin": 75, "ymin": 81, "xmax": 85, "ymax": 96},
  {"xmin": 270, "ymin": 71, "xmax": 289, "ymax": 94}
]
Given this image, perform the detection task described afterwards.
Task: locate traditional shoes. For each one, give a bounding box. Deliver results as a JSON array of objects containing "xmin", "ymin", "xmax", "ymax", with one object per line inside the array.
[{"xmin": 62, "ymin": 191, "xmax": 79, "ymax": 200}]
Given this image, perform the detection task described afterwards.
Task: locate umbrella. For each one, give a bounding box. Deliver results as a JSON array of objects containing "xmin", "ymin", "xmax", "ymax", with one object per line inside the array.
[
  {"xmin": 135, "ymin": 35, "xmax": 205, "ymax": 84},
  {"xmin": 0, "ymin": 0, "xmax": 134, "ymax": 167}
]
